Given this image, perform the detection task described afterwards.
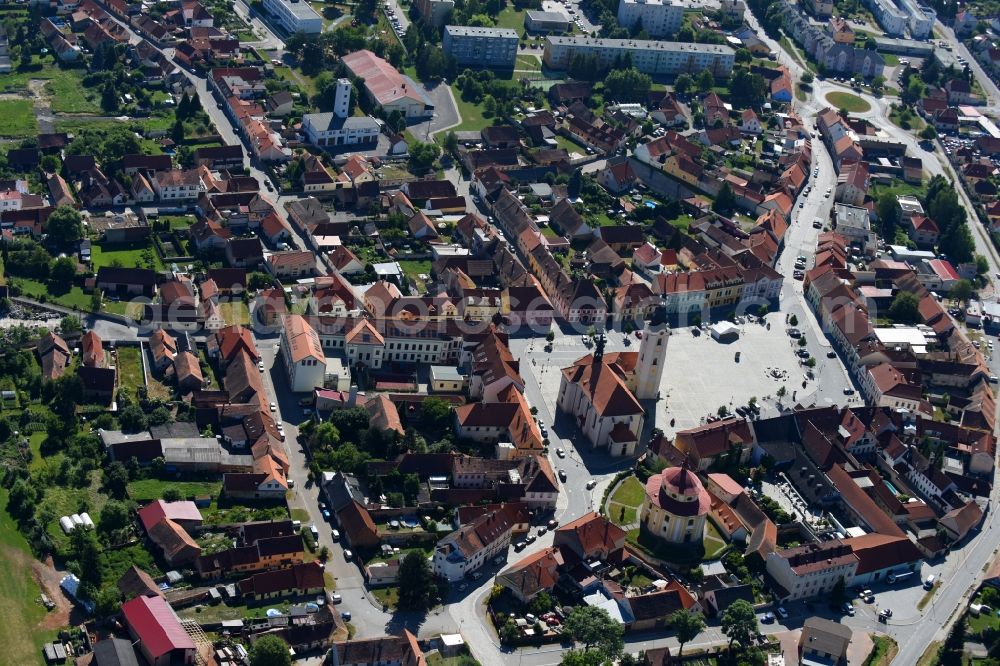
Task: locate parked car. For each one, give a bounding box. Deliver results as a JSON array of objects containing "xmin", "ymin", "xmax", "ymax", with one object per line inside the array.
[
  {"xmin": 586, "ymin": 480, "xmax": 597, "ymax": 490},
  {"xmin": 842, "ymin": 602, "xmax": 854, "ymax": 616},
  {"xmin": 776, "ymin": 606, "xmax": 789, "ymax": 619},
  {"xmin": 556, "ymin": 448, "xmax": 565, "ymax": 458},
  {"xmin": 761, "ymin": 612, "xmax": 775, "ymax": 623},
  {"xmin": 827, "ymin": 350, "xmax": 837, "ymax": 358},
  {"xmin": 331, "ymin": 593, "xmax": 342, "ymax": 604},
  {"xmin": 343, "ymin": 549, "xmax": 353, "ymax": 561},
  {"xmin": 558, "ymin": 469, "xmax": 567, "ymax": 482},
  {"xmin": 341, "ymin": 611, "xmax": 352, "ymax": 621}
]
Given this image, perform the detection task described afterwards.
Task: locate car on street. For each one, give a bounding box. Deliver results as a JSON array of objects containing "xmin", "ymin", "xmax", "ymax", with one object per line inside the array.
[
  {"xmin": 556, "ymin": 448, "xmax": 565, "ymax": 458},
  {"xmin": 813, "ymin": 219, "xmax": 823, "ymax": 228},
  {"xmin": 321, "ymin": 509, "xmax": 330, "ymax": 520},
  {"xmin": 797, "ymin": 349, "xmax": 811, "ymax": 358},
  {"xmin": 547, "ymin": 519, "xmax": 559, "ymax": 529},
  {"xmin": 586, "ymin": 480, "xmax": 597, "ymax": 490},
  {"xmin": 331, "ymin": 593, "xmax": 342, "ymax": 603},
  {"xmin": 537, "ymin": 527, "xmax": 547, "ymax": 536},
  {"xmin": 844, "ymin": 387, "xmax": 855, "ymax": 395},
  {"xmin": 776, "ymin": 606, "xmax": 789, "ymax": 619},
  {"xmin": 514, "ymin": 541, "xmax": 526, "ymax": 551},
  {"xmin": 558, "ymin": 469, "xmax": 567, "ymax": 482},
  {"xmin": 525, "ymin": 534, "xmax": 537, "ymax": 545},
  {"xmin": 341, "ymin": 611, "xmax": 352, "ymax": 621},
  {"xmin": 788, "ymin": 328, "xmax": 801, "ymax": 338},
  {"xmin": 269, "ymin": 402, "xmax": 276, "ymax": 412},
  {"xmin": 343, "ymin": 549, "xmax": 353, "ymax": 560},
  {"xmin": 827, "ymin": 350, "xmax": 837, "ymax": 358},
  {"xmin": 761, "ymin": 612, "xmax": 775, "ymax": 623},
  {"xmin": 332, "ymin": 529, "xmax": 340, "ymax": 540},
  {"xmin": 258, "ymin": 361, "xmax": 265, "ymax": 372},
  {"xmin": 842, "ymin": 602, "xmax": 854, "ymax": 616}
]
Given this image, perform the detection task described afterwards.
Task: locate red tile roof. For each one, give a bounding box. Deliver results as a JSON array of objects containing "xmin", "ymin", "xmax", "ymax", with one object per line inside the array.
[{"xmin": 122, "ymin": 595, "xmax": 196, "ymax": 659}]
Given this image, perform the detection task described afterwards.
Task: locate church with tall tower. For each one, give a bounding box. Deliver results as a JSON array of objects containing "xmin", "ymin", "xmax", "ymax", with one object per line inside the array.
[{"xmin": 556, "ymin": 316, "xmax": 669, "ymax": 456}]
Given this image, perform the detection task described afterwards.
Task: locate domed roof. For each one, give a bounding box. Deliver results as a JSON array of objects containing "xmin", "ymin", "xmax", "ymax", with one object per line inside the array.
[{"xmin": 644, "ymin": 464, "xmax": 711, "ymax": 518}]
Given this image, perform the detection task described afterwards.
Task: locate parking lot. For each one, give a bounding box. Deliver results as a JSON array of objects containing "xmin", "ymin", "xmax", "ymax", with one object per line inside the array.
[{"xmin": 652, "ymin": 312, "xmax": 825, "ymax": 438}]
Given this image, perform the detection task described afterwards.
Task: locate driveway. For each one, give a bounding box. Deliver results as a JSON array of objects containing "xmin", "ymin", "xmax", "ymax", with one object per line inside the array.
[{"xmin": 408, "ymin": 82, "xmax": 461, "ymax": 141}]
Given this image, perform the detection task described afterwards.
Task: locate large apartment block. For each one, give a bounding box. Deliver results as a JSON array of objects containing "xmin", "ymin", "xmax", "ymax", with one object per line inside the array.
[
  {"xmin": 616, "ymin": 0, "xmax": 684, "ymax": 37},
  {"xmin": 543, "ymin": 37, "xmax": 735, "ymax": 77},
  {"xmin": 443, "ymin": 26, "xmax": 519, "ymax": 68},
  {"xmin": 262, "ymin": 0, "xmax": 322, "ymax": 34},
  {"xmin": 416, "ymin": 0, "xmax": 455, "ymax": 26}
]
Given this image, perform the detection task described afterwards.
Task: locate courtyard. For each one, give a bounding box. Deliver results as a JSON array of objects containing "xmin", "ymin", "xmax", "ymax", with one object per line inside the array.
[{"xmin": 654, "ymin": 312, "xmax": 828, "ymax": 438}]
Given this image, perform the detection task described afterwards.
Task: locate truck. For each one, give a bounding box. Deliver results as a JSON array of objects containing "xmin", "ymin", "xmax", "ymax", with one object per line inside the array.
[{"xmin": 887, "ymin": 571, "xmax": 915, "ymax": 584}]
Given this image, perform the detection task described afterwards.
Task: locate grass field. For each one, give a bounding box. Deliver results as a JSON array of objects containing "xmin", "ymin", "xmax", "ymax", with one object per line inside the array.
[
  {"xmin": 372, "ymin": 586, "xmax": 400, "ymax": 609},
  {"xmin": 15, "ymin": 278, "xmax": 92, "ymax": 310},
  {"xmin": 127, "ymin": 479, "xmax": 222, "ymax": 502},
  {"xmin": 825, "ymin": 91, "xmax": 872, "ymax": 113},
  {"xmin": 398, "ymin": 259, "xmax": 433, "ymax": 293},
  {"xmin": 863, "ymin": 636, "xmax": 899, "ymax": 666},
  {"xmin": 0, "ymin": 99, "xmax": 38, "ymax": 138},
  {"xmin": 115, "ymin": 347, "xmax": 144, "ymax": 391},
  {"xmin": 219, "ymin": 301, "xmax": 250, "ymax": 326},
  {"xmin": 46, "ymin": 72, "xmax": 101, "ymax": 114},
  {"xmin": 607, "ymin": 476, "xmax": 644, "ymax": 527},
  {"xmin": 40, "ymin": 470, "xmax": 108, "ymax": 545},
  {"xmin": 702, "ymin": 520, "xmax": 728, "ymax": 559},
  {"xmin": 449, "ymin": 85, "xmax": 492, "ymax": 133},
  {"xmin": 0, "ymin": 489, "xmax": 59, "ymax": 666},
  {"xmin": 495, "ymin": 7, "xmax": 526, "ymax": 32},
  {"xmin": 90, "ymin": 242, "xmax": 162, "ymax": 271},
  {"xmin": 515, "ymin": 55, "xmax": 541, "ymax": 72}
]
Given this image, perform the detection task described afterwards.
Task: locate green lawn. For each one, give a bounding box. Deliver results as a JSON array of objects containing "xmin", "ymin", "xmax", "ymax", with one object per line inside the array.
[
  {"xmin": 607, "ymin": 476, "xmax": 644, "ymax": 527},
  {"xmin": 882, "ymin": 53, "xmax": 900, "ymax": 66},
  {"xmin": 0, "ymin": 100, "xmax": 38, "ymax": 138},
  {"xmin": 46, "ymin": 70, "xmax": 101, "ymax": 113},
  {"xmin": 515, "ymin": 55, "xmax": 541, "ymax": 72},
  {"xmin": 554, "ymin": 134, "xmax": 584, "ymax": 155},
  {"xmin": 0, "ymin": 489, "xmax": 59, "ymax": 666},
  {"xmin": 90, "ymin": 242, "xmax": 162, "ymax": 271},
  {"xmin": 40, "ymin": 470, "xmax": 108, "ymax": 546},
  {"xmin": 127, "ymin": 479, "xmax": 222, "ymax": 502},
  {"xmin": 14, "ymin": 278, "xmax": 92, "ymax": 311},
  {"xmin": 495, "ymin": 7, "xmax": 526, "ymax": 32},
  {"xmin": 610, "ymin": 476, "xmax": 645, "ymax": 507},
  {"xmin": 825, "ymin": 91, "xmax": 872, "ymax": 113},
  {"xmin": 398, "ymin": 259, "xmax": 433, "ymax": 293},
  {"xmin": 0, "ymin": 62, "xmax": 99, "ymax": 114},
  {"xmin": 115, "ymin": 346, "xmax": 144, "ymax": 391},
  {"xmin": 449, "ymin": 85, "xmax": 492, "ymax": 133},
  {"xmin": 219, "ymin": 301, "xmax": 250, "ymax": 326},
  {"xmin": 372, "ymin": 586, "xmax": 400, "ymax": 609},
  {"xmin": 702, "ymin": 520, "xmax": 729, "ymax": 559}
]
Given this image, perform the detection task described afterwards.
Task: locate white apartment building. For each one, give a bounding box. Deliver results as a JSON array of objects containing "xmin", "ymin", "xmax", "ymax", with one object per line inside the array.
[
  {"xmin": 280, "ymin": 314, "xmax": 327, "ymax": 393},
  {"xmin": 433, "ymin": 509, "xmax": 514, "ymax": 581},
  {"xmin": 262, "ymin": 0, "xmax": 322, "ymax": 34},
  {"xmin": 616, "ymin": 0, "xmax": 684, "ymax": 37},
  {"xmin": 543, "ymin": 36, "xmax": 735, "ymax": 77}
]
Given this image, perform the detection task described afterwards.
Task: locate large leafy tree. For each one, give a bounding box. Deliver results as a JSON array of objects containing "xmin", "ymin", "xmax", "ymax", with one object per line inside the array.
[
  {"xmin": 250, "ymin": 635, "xmax": 292, "ymax": 666},
  {"xmin": 720, "ymin": 599, "xmax": 758, "ymax": 651},
  {"xmin": 563, "ymin": 606, "xmax": 624, "ymax": 662},
  {"xmin": 397, "ymin": 551, "xmax": 436, "ymax": 611},
  {"xmin": 669, "ymin": 609, "xmax": 705, "ymax": 656},
  {"xmin": 46, "ymin": 205, "xmax": 84, "ymax": 245}
]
